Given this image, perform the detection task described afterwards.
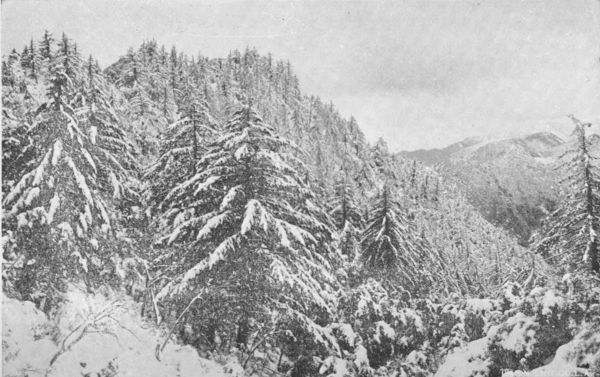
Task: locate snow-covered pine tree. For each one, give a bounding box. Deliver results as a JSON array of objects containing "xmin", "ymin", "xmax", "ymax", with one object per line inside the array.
[
  {"xmin": 21, "ymin": 39, "xmax": 40, "ymax": 81},
  {"xmin": 330, "ymin": 171, "xmax": 363, "ymax": 260},
  {"xmin": 371, "ymin": 138, "xmax": 390, "ymax": 177},
  {"xmin": 360, "ymin": 184, "xmax": 443, "ymax": 293},
  {"xmin": 83, "ymin": 55, "xmax": 139, "ymax": 203},
  {"xmin": 145, "ymin": 78, "xmax": 215, "ymax": 215},
  {"xmin": 2, "ymin": 34, "xmax": 137, "ymax": 306},
  {"xmin": 112, "ymin": 46, "xmax": 165, "ymax": 158},
  {"xmin": 39, "ymin": 30, "xmax": 53, "ymax": 61},
  {"xmin": 533, "ymin": 116, "xmax": 600, "ymax": 274},
  {"xmin": 2, "ymin": 49, "xmax": 23, "ymax": 89},
  {"xmin": 154, "ymin": 106, "xmax": 340, "ymax": 355}
]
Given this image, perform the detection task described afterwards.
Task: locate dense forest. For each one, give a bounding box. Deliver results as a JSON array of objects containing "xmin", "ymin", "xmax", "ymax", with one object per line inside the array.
[{"xmin": 2, "ymin": 33, "xmax": 600, "ymax": 377}]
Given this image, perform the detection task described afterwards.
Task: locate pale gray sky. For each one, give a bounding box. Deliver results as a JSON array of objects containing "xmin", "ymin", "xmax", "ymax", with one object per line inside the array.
[{"xmin": 2, "ymin": 0, "xmax": 600, "ymax": 151}]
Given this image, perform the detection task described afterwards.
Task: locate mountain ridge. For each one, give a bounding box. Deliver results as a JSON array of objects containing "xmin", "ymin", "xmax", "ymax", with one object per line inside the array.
[
  {"xmin": 398, "ymin": 131, "xmax": 567, "ymax": 242},
  {"xmin": 399, "ymin": 131, "xmax": 565, "ymax": 165}
]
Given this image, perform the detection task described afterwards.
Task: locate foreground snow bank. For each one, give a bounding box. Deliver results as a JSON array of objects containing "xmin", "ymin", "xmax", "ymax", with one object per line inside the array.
[
  {"xmin": 433, "ymin": 338, "xmax": 489, "ymax": 377},
  {"xmin": 2, "ymin": 294, "xmax": 56, "ymax": 376},
  {"xmin": 2, "ymin": 286, "xmax": 243, "ymax": 377}
]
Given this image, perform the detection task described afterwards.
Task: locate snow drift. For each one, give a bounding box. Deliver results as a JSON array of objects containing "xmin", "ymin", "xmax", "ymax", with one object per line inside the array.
[{"xmin": 2, "ymin": 285, "xmax": 243, "ymax": 377}]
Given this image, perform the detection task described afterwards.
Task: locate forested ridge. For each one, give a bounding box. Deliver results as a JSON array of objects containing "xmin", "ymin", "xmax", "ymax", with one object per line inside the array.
[{"xmin": 2, "ymin": 33, "xmax": 600, "ymax": 377}]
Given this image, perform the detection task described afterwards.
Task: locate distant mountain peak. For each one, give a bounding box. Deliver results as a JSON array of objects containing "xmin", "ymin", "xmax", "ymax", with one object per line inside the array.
[
  {"xmin": 399, "ymin": 131, "xmax": 565, "ymax": 166},
  {"xmin": 522, "ymin": 131, "xmax": 564, "ymax": 146}
]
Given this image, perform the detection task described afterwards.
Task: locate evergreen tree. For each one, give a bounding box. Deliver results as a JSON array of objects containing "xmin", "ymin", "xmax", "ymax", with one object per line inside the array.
[
  {"xmin": 533, "ymin": 116, "xmax": 600, "ymax": 274},
  {"xmin": 145, "ymin": 79, "xmax": 215, "ymax": 214},
  {"xmin": 39, "ymin": 30, "xmax": 54, "ymax": 60},
  {"xmin": 361, "ymin": 185, "xmax": 443, "ymax": 292},
  {"xmin": 154, "ymin": 106, "xmax": 339, "ymax": 354},
  {"xmin": 330, "ymin": 171, "xmax": 363, "ymax": 259},
  {"xmin": 24, "ymin": 39, "xmax": 39, "ymax": 80},
  {"xmin": 2, "ymin": 52, "xmax": 17, "ymax": 88},
  {"xmin": 83, "ymin": 55, "xmax": 139, "ymax": 203},
  {"xmin": 2, "ymin": 35, "xmax": 137, "ymax": 306},
  {"xmin": 111, "ymin": 47, "xmax": 166, "ymax": 158}
]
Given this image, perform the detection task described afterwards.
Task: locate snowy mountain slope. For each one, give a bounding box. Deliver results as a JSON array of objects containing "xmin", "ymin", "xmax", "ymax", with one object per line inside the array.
[{"xmin": 400, "ymin": 132, "xmax": 566, "ymax": 242}]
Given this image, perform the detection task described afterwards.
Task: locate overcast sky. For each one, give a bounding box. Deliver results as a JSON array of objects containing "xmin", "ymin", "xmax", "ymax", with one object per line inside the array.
[{"xmin": 2, "ymin": 0, "xmax": 600, "ymax": 151}]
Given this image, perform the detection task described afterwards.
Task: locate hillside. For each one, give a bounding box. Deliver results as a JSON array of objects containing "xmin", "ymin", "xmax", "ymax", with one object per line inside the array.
[{"xmin": 400, "ymin": 132, "xmax": 565, "ymax": 242}]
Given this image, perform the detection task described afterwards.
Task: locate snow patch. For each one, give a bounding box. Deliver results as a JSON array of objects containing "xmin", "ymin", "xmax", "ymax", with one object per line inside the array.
[
  {"xmin": 330, "ymin": 323, "xmax": 358, "ymax": 347},
  {"xmin": 320, "ymin": 356, "xmax": 350, "ymax": 377},
  {"xmin": 434, "ymin": 337, "xmax": 489, "ymax": 377},
  {"xmin": 374, "ymin": 320, "xmax": 396, "ymax": 343},
  {"xmin": 66, "ymin": 156, "xmax": 94, "ymax": 205},
  {"xmin": 540, "ymin": 289, "xmax": 564, "ymax": 316},
  {"xmin": 465, "ymin": 298, "xmax": 496, "ymax": 314},
  {"xmin": 241, "ymin": 199, "xmax": 269, "ymax": 235},
  {"xmin": 32, "ymin": 149, "xmax": 52, "ymax": 186},
  {"xmin": 488, "ymin": 312, "xmax": 538, "ymax": 358},
  {"xmin": 89, "ymin": 126, "xmax": 98, "ymax": 144},
  {"xmin": 46, "ymin": 193, "xmax": 60, "ymax": 224},
  {"xmin": 354, "ymin": 344, "xmax": 370, "ymax": 369},
  {"xmin": 234, "ymin": 143, "xmax": 251, "ymax": 160},
  {"xmin": 51, "ymin": 140, "xmax": 63, "ymax": 166}
]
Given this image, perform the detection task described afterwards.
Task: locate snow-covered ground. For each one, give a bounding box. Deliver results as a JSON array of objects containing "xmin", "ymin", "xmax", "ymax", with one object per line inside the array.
[
  {"xmin": 433, "ymin": 337, "xmax": 489, "ymax": 377},
  {"xmin": 2, "ymin": 285, "xmax": 243, "ymax": 377}
]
